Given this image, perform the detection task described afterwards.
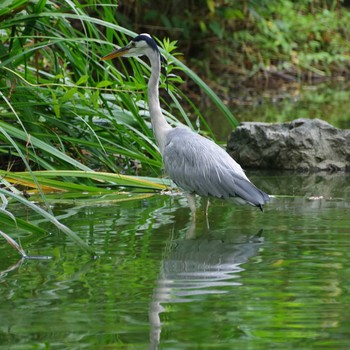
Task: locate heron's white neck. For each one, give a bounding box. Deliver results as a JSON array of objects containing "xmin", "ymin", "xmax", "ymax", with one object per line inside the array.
[{"xmin": 147, "ymin": 50, "xmax": 172, "ymax": 154}]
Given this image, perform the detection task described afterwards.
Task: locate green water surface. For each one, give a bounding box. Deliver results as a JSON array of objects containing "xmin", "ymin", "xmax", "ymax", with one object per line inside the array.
[{"xmin": 0, "ymin": 172, "xmax": 349, "ymax": 349}]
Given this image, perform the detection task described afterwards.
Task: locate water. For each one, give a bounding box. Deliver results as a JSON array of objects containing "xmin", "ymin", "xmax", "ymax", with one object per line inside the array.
[
  {"xmin": 0, "ymin": 172, "xmax": 349, "ymax": 349},
  {"xmin": 205, "ymin": 82, "xmax": 350, "ymax": 140}
]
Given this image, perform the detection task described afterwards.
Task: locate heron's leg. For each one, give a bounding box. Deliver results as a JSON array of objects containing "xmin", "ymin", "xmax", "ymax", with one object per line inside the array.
[
  {"xmin": 202, "ymin": 197, "xmax": 210, "ymax": 218},
  {"xmin": 186, "ymin": 193, "xmax": 197, "ymax": 219},
  {"xmin": 186, "ymin": 217, "xmax": 197, "ymax": 239},
  {"xmin": 202, "ymin": 197, "xmax": 210, "ymax": 230}
]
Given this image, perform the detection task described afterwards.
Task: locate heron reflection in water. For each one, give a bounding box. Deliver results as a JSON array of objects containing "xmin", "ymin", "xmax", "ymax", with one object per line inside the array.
[{"xmin": 149, "ymin": 223, "xmax": 264, "ymax": 348}]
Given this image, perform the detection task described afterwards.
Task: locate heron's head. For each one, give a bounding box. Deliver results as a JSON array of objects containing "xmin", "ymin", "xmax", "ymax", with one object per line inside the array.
[{"xmin": 102, "ymin": 33, "xmax": 164, "ymax": 62}]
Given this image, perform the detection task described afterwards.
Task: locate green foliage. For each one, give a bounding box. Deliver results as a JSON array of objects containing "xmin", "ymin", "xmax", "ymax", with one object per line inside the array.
[
  {"xmin": 0, "ymin": 0, "xmax": 237, "ymax": 252},
  {"xmin": 117, "ymin": 0, "xmax": 350, "ymax": 84},
  {"xmin": 0, "ymin": 0, "xmax": 236, "ymax": 176}
]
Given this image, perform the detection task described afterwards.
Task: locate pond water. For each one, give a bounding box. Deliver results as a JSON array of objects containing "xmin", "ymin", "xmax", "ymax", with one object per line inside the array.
[
  {"xmin": 206, "ymin": 82, "xmax": 350, "ymax": 140},
  {"xmin": 1, "ymin": 171, "xmax": 350, "ymax": 349}
]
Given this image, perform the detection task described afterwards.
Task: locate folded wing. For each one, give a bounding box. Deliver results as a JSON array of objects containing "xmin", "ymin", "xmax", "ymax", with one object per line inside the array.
[{"xmin": 163, "ymin": 127, "xmax": 270, "ymax": 208}]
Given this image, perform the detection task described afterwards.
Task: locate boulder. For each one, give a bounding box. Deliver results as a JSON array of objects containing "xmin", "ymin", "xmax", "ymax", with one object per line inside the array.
[{"xmin": 227, "ymin": 118, "xmax": 350, "ymax": 171}]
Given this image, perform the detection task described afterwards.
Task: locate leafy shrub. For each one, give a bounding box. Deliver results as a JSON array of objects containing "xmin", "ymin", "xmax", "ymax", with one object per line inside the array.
[{"xmin": 116, "ymin": 0, "xmax": 350, "ymax": 86}]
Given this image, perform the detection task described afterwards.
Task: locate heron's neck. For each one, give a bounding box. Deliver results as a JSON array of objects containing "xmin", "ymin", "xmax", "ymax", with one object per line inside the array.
[{"xmin": 147, "ymin": 51, "xmax": 171, "ymax": 154}]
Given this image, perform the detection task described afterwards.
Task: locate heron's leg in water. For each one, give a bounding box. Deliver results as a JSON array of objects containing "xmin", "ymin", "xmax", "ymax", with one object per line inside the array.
[
  {"xmin": 202, "ymin": 197, "xmax": 210, "ymax": 230},
  {"xmin": 202, "ymin": 197, "xmax": 209, "ymax": 218},
  {"xmin": 186, "ymin": 193, "xmax": 197, "ymax": 219}
]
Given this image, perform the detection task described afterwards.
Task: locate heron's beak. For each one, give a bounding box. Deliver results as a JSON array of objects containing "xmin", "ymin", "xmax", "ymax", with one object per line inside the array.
[{"xmin": 101, "ymin": 45, "xmax": 130, "ymax": 61}]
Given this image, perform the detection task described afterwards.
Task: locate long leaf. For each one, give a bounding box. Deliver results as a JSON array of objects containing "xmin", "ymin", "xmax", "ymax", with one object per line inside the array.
[
  {"xmin": 0, "ymin": 121, "xmax": 92, "ymax": 171},
  {"xmin": 0, "ymin": 187, "xmax": 95, "ymax": 255},
  {"xmin": 0, "ymin": 170, "xmax": 172, "ymax": 191}
]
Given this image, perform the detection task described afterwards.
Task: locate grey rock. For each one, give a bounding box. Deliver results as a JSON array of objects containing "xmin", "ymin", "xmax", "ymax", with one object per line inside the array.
[{"xmin": 227, "ymin": 118, "xmax": 350, "ymax": 171}]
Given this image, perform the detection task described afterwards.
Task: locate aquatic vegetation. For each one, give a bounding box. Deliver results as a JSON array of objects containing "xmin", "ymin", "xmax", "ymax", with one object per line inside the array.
[{"xmin": 0, "ymin": 0, "xmax": 235, "ymax": 252}]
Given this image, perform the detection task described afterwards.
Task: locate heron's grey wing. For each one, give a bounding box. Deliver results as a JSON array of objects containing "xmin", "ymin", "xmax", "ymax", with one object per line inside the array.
[{"xmin": 163, "ymin": 127, "xmax": 269, "ymax": 207}]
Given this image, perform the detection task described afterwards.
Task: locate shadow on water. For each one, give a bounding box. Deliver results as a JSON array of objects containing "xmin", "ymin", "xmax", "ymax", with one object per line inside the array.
[{"xmin": 0, "ymin": 171, "xmax": 349, "ymax": 349}]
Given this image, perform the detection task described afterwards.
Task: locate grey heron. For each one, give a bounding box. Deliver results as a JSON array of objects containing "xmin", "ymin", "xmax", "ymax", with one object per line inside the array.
[{"xmin": 102, "ymin": 33, "xmax": 270, "ymax": 218}]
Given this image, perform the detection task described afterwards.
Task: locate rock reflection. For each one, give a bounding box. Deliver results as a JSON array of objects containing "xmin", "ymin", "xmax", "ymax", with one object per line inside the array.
[
  {"xmin": 149, "ymin": 225, "xmax": 263, "ymax": 349},
  {"xmin": 257, "ymin": 170, "xmax": 350, "ymax": 200}
]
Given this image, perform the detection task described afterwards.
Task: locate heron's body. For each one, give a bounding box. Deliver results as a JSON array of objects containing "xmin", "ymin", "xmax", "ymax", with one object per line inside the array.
[
  {"xmin": 163, "ymin": 126, "xmax": 268, "ymax": 206},
  {"xmin": 102, "ymin": 33, "xmax": 270, "ymax": 217}
]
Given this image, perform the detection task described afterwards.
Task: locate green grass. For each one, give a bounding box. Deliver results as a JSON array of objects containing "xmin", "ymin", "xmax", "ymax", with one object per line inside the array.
[{"xmin": 0, "ymin": 0, "xmax": 237, "ymax": 254}]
